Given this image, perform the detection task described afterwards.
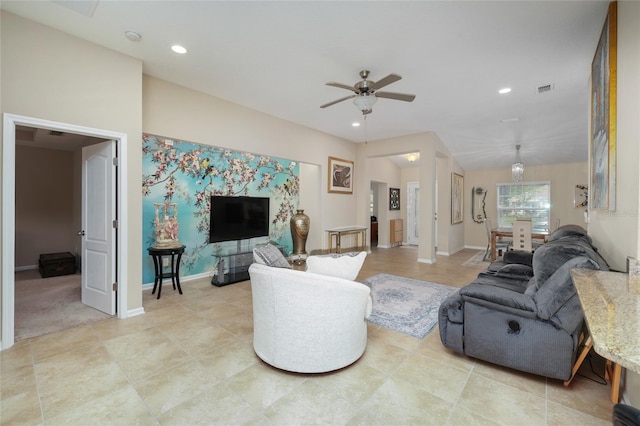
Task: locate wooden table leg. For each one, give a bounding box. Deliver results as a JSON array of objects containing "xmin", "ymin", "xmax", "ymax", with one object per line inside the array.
[
  {"xmin": 606, "ymin": 360, "xmax": 622, "ymax": 403},
  {"xmin": 490, "ymin": 230, "xmax": 497, "ymax": 262},
  {"xmin": 564, "ymin": 335, "xmax": 593, "ymax": 387}
]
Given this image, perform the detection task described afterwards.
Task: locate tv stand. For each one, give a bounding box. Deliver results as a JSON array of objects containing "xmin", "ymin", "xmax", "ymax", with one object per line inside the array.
[{"xmin": 211, "ymin": 241, "xmax": 285, "ymax": 287}]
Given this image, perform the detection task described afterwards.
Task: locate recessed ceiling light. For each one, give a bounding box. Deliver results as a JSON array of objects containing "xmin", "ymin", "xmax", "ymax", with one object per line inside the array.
[
  {"xmin": 124, "ymin": 30, "xmax": 141, "ymax": 42},
  {"xmin": 499, "ymin": 88, "xmax": 512, "ymax": 94},
  {"xmin": 352, "ymin": 122, "xmax": 361, "ymax": 127},
  {"xmin": 171, "ymin": 44, "xmax": 187, "ymax": 54}
]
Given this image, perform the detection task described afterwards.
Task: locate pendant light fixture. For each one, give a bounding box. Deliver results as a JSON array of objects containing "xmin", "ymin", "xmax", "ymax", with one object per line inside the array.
[
  {"xmin": 512, "ymin": 144, "xmax": 524, "ymax": 182},
  {"xmin": 406, "ymin": 153, "xmax": 419, "ymax": 162}
]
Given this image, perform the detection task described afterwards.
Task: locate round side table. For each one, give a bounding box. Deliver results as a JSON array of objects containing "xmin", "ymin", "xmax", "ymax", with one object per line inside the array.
[{"xmin": 147, "ymin": 245, "xmax": 186, "ymax": 299}]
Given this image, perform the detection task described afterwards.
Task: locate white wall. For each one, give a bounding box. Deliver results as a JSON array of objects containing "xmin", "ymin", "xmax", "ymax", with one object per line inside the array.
[
  {"xmin": 367, "ymin": 156, "xmax": 402, "ymax": 248},
  {"xmin": 15, "ymin": 146, "xmax": 74, "ymax": 267},
  {"xmin": 588, "ymin": 1, "xmax": 640, "ymax": 407},
  {"xmin": 464, "ymin": 162, "xmax": 589, "ymax": 248},
  {"xmin": 142, "ymin": 76, "xmax": 358, "ymax": 252},
  {"xmin": 401, "ymin": 167, "xmax": 420, "ymax": 245},
  {"xmin": 1, "ymin": 11, "xmax": 143, "ymax": 320},
  {"xmin": 356, "ymin": 132, "xmax": 456, "ymax": 263},
  {"xmin": 299, "ymin": 162, "xmax": 321, "ymax": 254},
  {"xmin": 589, "ymin": 1, "xmax": 640, "ymax": 272}
]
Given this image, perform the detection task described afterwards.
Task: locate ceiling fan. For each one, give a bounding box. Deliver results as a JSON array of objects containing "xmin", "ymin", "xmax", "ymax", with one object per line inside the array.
[{"xmin": 320, "ymin": 70, "xmax": 416, "ymax": 115}]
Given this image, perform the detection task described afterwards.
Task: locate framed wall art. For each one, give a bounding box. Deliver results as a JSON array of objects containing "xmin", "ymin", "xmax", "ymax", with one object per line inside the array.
[
  {"xmin": 328, "ymin": 156, "xmax": 353, "ymax": 194},
  {"xmin": 590, "ymin": 1, "xmax": 617, "ymax": 211},
  {"xmin": 389, "ymin": 188, "xmax": 400, "ymax": 210},
  {"xmin": 451, "ymin": 172, "xmax": 464, "ymax": 224}
]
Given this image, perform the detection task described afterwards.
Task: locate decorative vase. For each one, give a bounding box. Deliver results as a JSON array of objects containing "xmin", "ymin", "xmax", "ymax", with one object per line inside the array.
[
  {"xmin": 154, "ymin": 202, "xmax": 182, "ymax": 248},
  {"xmin": 290, "ymin": 209, "xmax": 310, "ymax": 265}
]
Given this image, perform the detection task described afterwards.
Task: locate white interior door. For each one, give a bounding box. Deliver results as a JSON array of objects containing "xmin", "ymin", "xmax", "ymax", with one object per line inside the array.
[
  {"xmin": 81, "ymin": 141, "xmax": 116, "ymax": 314},
  {"xmin": 407, "ymin": 182, "xmax": 420, "ymax": 245},
  {"xmin": 434, "ymin": 178, "xmax": 438, "ymax": 252}
]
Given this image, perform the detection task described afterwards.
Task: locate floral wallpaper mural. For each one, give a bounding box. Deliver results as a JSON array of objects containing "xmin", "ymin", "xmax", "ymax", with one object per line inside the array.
[{"xmin": 142, "ymin": 134, "xmax": 299, "ymax": 283}]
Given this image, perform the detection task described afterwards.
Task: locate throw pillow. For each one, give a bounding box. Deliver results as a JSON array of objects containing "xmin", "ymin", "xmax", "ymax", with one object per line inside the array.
[
  {"xmin": 306, "ymin": 251, "xmax": 367, "ymax": 281},
  {"xmin": 253, "ymin": 244, "xmax": 291, "ymax": 269}
]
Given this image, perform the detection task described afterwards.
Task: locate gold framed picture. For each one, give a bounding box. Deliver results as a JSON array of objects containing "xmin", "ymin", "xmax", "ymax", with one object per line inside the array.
[{"xmin": 328, "ymin": 156, "xmax": 353, "ymax": 194}]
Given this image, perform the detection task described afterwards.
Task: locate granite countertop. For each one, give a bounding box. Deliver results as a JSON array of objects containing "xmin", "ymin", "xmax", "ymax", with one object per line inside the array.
[{"xmin": 571, "ymin": 269, "xmax": 640, "ymax": 375}]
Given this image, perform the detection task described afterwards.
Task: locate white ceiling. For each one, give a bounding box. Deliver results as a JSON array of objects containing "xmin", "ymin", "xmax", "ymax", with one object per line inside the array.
[{"xmin": 2, "ymin": 1, "xmax": 610, "ymax": 171}]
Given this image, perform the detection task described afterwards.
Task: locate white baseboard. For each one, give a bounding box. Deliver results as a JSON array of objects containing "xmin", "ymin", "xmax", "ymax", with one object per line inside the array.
[
  {"xmin": 418, "ymin": 257, "xmax": 436, "ymax": 264},
  {"xmin": 465, "ymin": 245, "xmax": 486, "ymax": 251},
  {"xmin": 182, "ymin": 271, "xmax": 212, "ymax": 283},
  {"xmin": 127, "ymin": 307, "xmax": 145, "ymax": 318},
  {"xmin": 143, "ymin": 271, "xmax": 213, "ymax": 290},
  {"xmin": 15, "ymin": 265, "xmax": 38, "ymax": 272}
]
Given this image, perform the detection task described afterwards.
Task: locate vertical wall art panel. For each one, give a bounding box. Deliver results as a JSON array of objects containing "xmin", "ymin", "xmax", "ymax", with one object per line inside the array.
[
  {"xmin": 590, "ymin": 1, "xmax": 617, "ymax": 211},
  {"xmin": 142, "ymin": 134, "xmax": 299, "ymax": 283}
]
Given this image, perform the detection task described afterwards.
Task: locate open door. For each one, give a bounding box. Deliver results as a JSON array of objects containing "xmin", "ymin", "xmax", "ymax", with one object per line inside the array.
[{"xmin": 81, "ymin": 140, "xmax": 116, "ymax": 314}]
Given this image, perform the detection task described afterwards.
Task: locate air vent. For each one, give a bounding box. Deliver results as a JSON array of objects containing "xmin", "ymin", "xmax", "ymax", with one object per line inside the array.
[
  {"xmin": 537, "ymin": 83, "xmax": 554, "ymax": 94},
  {"xmin": 49, "ymin": 131, "xmax": 64, "ymax": 136},
  {"xmin": 52, "ymin": 1, "xmax": 99, "ymax": 17}
]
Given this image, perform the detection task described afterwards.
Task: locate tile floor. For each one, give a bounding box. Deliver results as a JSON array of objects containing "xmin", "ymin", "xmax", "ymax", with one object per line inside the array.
[{"xmin": 1, "ymin": 247, "xmax": 614, "ymax": 425}]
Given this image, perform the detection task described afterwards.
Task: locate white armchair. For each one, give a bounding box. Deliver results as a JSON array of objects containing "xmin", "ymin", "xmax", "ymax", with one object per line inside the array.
[{"xmin": 248, "ymin": 263, "xmax": 372, "ymax": 373}]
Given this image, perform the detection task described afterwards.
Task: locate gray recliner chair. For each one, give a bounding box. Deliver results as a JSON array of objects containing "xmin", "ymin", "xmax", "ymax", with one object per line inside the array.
[{"xmin": 439, "ymin": 225, "xmax": 609, "ymax": 381}]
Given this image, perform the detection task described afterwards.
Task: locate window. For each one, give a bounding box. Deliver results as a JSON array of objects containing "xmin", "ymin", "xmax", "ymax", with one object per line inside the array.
[{"xmin": 496, "ymin": 182, "xmax": 550, "ymax": 232}]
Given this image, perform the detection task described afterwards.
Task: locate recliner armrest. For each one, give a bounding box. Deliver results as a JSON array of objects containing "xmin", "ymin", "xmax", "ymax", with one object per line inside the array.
[
  {"xmin": 503, "ymin": 250, "xmax": 533, "ymax": 267},
  {"xmin": 459, "ymin": 284, "xmax": 537, "ymax": 318},
  {"xmin": 534, "ymin": 256, "xmax": 599, "ymax": 320}
]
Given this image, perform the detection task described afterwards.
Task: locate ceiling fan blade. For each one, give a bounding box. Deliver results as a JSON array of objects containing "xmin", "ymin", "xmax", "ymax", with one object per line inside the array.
[
  {"xmin": 375, "ymin": 91, "xmax": 416, "ymax": 102},
  {"xmin": 320, "ymin": 94, "xmax": 356, "ymax": 108},
  {"xmin": 371, "ymin": 73, "xmax": 402, "ymax": 90},
  {"xmin": 326, "ymin": 82, "xmax": 355, "ymax": 91}
]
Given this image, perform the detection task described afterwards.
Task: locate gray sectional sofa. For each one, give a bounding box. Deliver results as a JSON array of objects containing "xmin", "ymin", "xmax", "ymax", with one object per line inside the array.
[{"xmin": 439, "ymin": 225, "xmax": 610, "ymax": 381}]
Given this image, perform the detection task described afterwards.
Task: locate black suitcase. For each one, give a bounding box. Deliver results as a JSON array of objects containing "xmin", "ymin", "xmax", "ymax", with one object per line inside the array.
[{"xmin": 39, "ymin": 252, "xmax": 76, "ymax": 278}]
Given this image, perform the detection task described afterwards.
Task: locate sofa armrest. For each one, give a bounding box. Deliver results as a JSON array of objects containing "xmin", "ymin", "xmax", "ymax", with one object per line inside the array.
[
  {"xmin": 459, "ymin": 284, "xmax": 537, "ymax": 319},
  {"xmin": 534, "ymin": 256, "xmax": 600, "ymax": 320},
  {"xmin": 440, "ymin": 290, "xmax": 464, "ymax": 324}
]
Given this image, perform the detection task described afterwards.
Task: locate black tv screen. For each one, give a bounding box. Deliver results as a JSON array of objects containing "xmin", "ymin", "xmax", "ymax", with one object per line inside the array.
[{"xmin": 209, "ymin": 196, "xmax": 270, "ymax": 243}]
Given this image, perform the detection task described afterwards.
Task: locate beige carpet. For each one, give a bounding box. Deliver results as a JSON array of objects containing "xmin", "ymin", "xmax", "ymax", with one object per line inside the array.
[{"xmin": 15, "ymin": 269, "xmax": 112, "ymax": 341}]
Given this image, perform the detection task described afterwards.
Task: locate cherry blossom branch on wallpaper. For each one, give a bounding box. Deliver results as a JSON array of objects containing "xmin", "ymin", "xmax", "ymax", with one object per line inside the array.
[{"xmin": 141, "ymin": 134, "xmax": 299, "ymax": 279}]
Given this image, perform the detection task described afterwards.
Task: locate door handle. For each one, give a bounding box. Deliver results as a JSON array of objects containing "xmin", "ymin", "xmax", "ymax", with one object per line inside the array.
[{"xmin": 77, "ymin": 230, "xmax": 86, "ymax": 236}]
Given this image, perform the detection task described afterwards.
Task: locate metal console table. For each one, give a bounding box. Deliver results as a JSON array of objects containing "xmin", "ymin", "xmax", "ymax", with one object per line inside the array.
[{"xmin": 326, "ymin": 226, "xmax": 368, "ymax": 253}]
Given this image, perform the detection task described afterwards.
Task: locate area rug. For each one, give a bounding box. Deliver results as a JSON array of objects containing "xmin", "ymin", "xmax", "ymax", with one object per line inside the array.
[
  {"xmin": 462, "ymin": 251, "xmax": 491, "ymax": 267},
  {"xmin": 362, "ymin": 273, "xmax": 457, "ymax": 338}
]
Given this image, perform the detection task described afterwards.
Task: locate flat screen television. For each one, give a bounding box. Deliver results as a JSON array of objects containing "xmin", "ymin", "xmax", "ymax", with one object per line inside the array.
[{"xmin": 209, "ymin": 196, "xmax": 270, "ymax": 243}]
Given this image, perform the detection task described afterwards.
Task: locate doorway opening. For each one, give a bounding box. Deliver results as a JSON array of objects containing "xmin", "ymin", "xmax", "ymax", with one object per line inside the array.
[{"xmin": 2, "ymin": 113, "xmax": 130, "ymax": 350}]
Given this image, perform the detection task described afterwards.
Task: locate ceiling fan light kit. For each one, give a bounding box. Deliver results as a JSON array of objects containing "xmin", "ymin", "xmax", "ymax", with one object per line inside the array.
[
  {"xmin": 353, "ymin": 94, "xmax": 377, "ymax": 115},
  {"xmin": 321, "ymin": 70, "xmax": 416, "ymax": 115}
]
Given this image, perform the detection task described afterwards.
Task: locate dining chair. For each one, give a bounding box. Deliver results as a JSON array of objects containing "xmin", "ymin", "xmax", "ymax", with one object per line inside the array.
[
  {"xmin": 512, "ymin": 219, "xmax": 533, "ymax": 252},
  {"xmin": 483, "ymin": 218, "xmax": 511, "ymax": 261}
]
